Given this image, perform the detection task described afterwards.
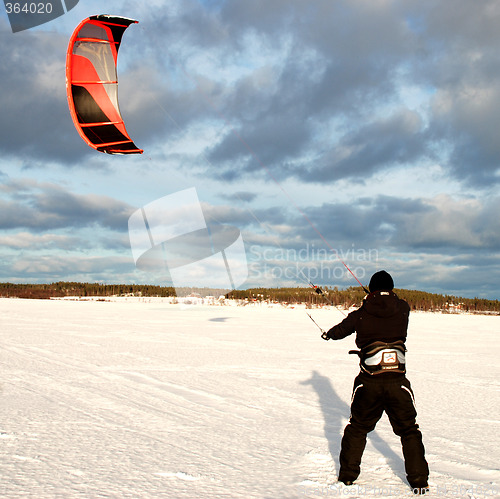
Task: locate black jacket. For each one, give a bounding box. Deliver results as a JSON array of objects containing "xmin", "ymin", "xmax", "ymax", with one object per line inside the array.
[{"xmin": 326, "ymin": 290, "xmax": 410, "ymax": 348}]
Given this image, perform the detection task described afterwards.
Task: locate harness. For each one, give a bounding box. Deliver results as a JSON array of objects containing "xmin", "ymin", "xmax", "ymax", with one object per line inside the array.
[{"xmin": 349, "ymin": 340, "xmax": 407, "ymax": 375}]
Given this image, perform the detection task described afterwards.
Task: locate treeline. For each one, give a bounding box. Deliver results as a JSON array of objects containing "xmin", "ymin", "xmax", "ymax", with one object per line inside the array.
[
  {"xmin": 226, "ymin": 286, "xmax": 500, "ymax": 313},
  {"xmin": 227, "ymin": 286, "xmax": 366, "ymax": 308},
  {"xmin": 0, "ymin": 282, "xmax": 230, "ymax": 300},
  {"xmin": 1, "ymin": 282, "xmax": 499, "ymax": 313},
  {"xmin": 0, "ymin": 282, "xmax": 176, "ymax": 300}
]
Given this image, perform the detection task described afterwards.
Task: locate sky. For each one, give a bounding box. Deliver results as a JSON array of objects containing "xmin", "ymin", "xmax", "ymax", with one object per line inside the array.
[{"xmin": 1, "ymin": 0, "xmax": 499, "ymax": 299}]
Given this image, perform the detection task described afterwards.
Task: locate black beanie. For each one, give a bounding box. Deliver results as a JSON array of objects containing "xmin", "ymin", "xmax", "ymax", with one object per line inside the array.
[{"xmin": 369, "ymin": 270, "xmax": 394, "ymax": 292}]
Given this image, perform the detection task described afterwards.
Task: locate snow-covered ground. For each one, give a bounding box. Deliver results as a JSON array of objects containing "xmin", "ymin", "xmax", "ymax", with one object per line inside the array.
[{"xmin": 0, "ymin": 297, "xmax": 498, "ymax": 498}]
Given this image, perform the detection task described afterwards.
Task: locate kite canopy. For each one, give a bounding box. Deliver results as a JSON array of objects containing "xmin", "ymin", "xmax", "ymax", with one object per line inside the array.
[{"xmin": 66, "ymin": 15, "xmax": 143, "ymax": 155}]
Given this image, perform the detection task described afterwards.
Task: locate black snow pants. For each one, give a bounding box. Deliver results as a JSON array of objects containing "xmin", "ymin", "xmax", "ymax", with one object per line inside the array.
[{"xmin": 339, "ymin": 372, "xmax": 429, "ymax": 486}]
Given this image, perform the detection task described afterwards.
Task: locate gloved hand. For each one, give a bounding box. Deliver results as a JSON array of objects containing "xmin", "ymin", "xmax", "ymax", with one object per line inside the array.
[{"xmin": 321, "ymin": 330, "xmax": 329, "ymax": 340}]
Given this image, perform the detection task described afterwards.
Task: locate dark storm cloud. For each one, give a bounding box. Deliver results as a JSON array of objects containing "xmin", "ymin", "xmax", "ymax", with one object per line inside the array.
[
  {"xmin": 296, "ymin": 110, "xmax": 428, "ymax": 182},
  {"xmin": 411, "ymin": 0, "xmax": 500, "ymax": 186},
  {"xmin": 207, "ymin": 113, "xmax": 312, "ymax": 178},
  {"xmin": 195, "ymin": 0, "xmax": 417, "ymax": 180}
]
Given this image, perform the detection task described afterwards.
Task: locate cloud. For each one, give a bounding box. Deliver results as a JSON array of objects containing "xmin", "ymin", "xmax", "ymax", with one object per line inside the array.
[
  {"xmin": 392, "ymin": 195, "xmax": 500, "ymax": 249},
  {"xmin": 299, "ymin": 194, "xmax": 500, "ymax": 252},
  {"xmin": 429, "ymin": 84, "xmax": 500, "ymax": 185},
  {"xmin": 0, "ymin": 254, "xmax": 133, "ymax": 281},
  {"xmin": 0, "ymin": 232, "xmax": 84, "ymax": 250},
  {"xmin": 295, "ymin": 109, "xmax": 429, "ymax": 182},
  {"xmin": 204, "ymin": 0, "xmax": 500, "ymax": 187},
  {"xmin": 0, "ymin": 179, "xmax": 134, "ymax": 231},
  {"xmin": 403, "ymin": 0, "xmax": 500, "ymax": 186},
  {"xmin": 219, "ymin": 191, "xmax": 258, "ymax": 203}
]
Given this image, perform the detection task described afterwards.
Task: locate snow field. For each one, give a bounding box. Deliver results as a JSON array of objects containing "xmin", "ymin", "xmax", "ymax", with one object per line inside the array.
[{"xmin": 0, "ymin": 297, "xmax": 498, "ymax": 498}]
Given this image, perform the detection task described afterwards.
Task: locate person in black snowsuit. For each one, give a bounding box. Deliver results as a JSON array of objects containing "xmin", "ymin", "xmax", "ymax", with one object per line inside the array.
[{"xmin": 324, "ymin": 270, "xmax": 429, "ymax": 495}]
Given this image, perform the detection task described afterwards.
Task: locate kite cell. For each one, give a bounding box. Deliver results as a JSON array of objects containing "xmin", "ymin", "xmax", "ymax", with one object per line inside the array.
[{"xmin": 66, "ymin": 15, "xmax": 143, "ymax": 154}]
